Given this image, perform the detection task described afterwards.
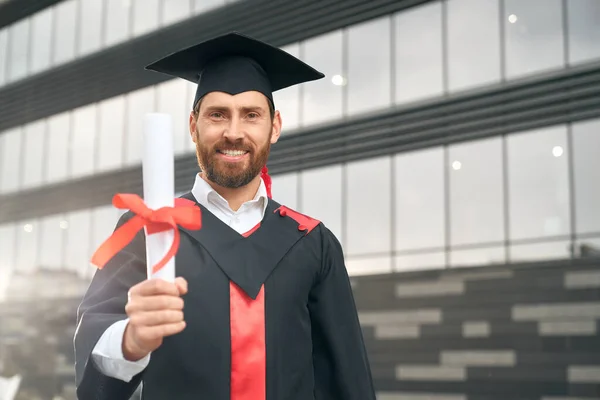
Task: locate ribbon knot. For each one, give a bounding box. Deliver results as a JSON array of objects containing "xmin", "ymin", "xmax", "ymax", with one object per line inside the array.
[{"xmin": 91, "ymin": 193, "xmax": 202, "ymax": 275}]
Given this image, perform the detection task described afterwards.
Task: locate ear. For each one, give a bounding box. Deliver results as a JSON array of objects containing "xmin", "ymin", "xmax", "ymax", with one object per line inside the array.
[
  {"xmin": 270, "ymin": 110, "xmax": 282, "ymax": 144},
  {"xmin": 189, "ymin": 110, "xmax": 197, "ymax": 143}
]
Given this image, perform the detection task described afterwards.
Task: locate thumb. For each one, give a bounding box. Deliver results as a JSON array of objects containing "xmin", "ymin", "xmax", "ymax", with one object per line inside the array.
[{"xmin": 175, "ymin": 277, "xmax": 188, "ymax": 295}]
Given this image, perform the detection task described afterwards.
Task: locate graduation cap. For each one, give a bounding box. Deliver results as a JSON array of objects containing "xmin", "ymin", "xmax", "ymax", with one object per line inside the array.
[{"xmin": 145, "ymin": 31, "xmax": 325, "ymax": 109}]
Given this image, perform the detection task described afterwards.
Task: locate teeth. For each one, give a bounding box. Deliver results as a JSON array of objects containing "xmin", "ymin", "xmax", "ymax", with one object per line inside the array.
[{"xmin": 222, "ymin": 150, "xmax": 246, "ymax": 156}]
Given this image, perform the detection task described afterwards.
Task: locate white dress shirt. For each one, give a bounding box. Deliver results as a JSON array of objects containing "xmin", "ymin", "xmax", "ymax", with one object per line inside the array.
[{"xmin": 90, "ymin": 174, "xmax": 269, "ymax": 382}]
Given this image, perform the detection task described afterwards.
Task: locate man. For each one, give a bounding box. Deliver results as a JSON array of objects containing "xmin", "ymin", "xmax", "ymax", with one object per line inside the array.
[{"xmin": 74, "ymin": 32, "xmax": 376, "ymax": 400}]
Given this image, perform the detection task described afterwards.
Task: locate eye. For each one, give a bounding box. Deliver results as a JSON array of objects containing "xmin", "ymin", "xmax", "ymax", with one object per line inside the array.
[
  {"xmin": 247, "ymin": 112, "xmax": 259, "ymax": 119},
  {"xmin": 209, "ymin": 112, "xmax": 225, "ymax": 119}
]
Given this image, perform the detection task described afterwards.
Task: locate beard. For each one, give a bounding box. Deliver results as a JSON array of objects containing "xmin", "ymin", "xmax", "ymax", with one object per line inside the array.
[{"xmin": 195, "ymin": 129, "xmax": 271, "ymax": 189}]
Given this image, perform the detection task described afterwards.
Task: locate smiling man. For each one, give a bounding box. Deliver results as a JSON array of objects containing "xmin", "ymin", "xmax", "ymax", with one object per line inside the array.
[{"xmin": 74, "ymin": 32, "xmax": 376, "ymax": 400}]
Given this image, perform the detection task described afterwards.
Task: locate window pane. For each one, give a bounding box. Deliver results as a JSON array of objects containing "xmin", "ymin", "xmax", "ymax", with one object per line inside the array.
[
  {"xmin": 52, "ymin": 0, "xmax": 77, "ymax": 66},
  {"xmin": 572, "ymin": 118, "xmax": 600, "ymax": 235},
  {"xmin": 300, "ymin": 165, "xmax": 343, "ymax": 245},
  {"xmin": 8, "ymin": 18, "xmax": 30, "ymax": 82},
  {"xmin": 71, "ymin": 104, "xmax": 98, "ymax": 178},
  {"xmin": 0, "ymin": 224, "xmax": 16, "ymax": 273},
  {"xmin": 504, "ymin": 0, "xmax": 564, "ymax": 79},
  {"xmin": 78, "ymin": 0, "xmax": 105, "ymax": 56},
  {"xmin": 0, "ymin": 128, "xmax": 23, "ymax": 193},
  {"xmin": 0, "ymin": 29, "xmax": 8, "ymax": 85},
  {"xmin": 98, "ymin": 95, "xmax": 125, "ymax": 172},
  {"xmin": 161, "ymin": 0, "xmax": 191, "ymax": 26},
  {"xmin": 507, "ymin": 126, "xmax": 570, "ymax": 240},
  {"xmin": 64, "ymin": 209, "xmax": 92, "ymax": 278},
  {"xmin": 30, "ymin": 8, "xmax": 53, "ymax": 75},
  {"xmin": 449, "ymin": 137, "xmax": 504, "ymax": 246},
  {"xmin": 15, "ymin": 219, "xmax": 39, "ymax": 273},
  {"xmin": 156, "ymin": 80, "xmax": 188, "ymax": 155},
  {"xmin": 46, "ymin": 112, "xmax": 71, "ymax": 184},
  {"xmin": 133, "ymin": 0, "xmax": 160, "ymax": 37},
  {"xmin": 301, "ymin": 30, "xmax": 343, "ymax": 126},
  {"xmin": 22, "ymin": 120, "xmax": 47, "ymax": 189},
  {"xmin": 273, "ymin": 43, "xmax": 300, "ymax": 133},
  {"xmin": 91, "ymin": 205, "xmax": 121, "ymax": 279},
  {"xmin": 576, "ymin": 237, "xmax": 600, "ymax": 259},
  {"xmin": 348, "ymin": 16, "xmax": 392, "ymax": 115},
  {"xmin": 450, "ymin": 247, "xmax": 506, "ymax": 267},
  {"xmin": 395, "ymin": 148, "xmax": 445, "ymax": 251},
  {"xmin": 193, "ymin": 0, "xmax": 225, "ymax": 14},
  {"xmin": 346, "ymin": 256, "xmax": 392, "ymax": 276},
  {"xmin": 39, "ymin": 214, "xmax": 66, "ymax": 270},
  {"xmin": 396, "ymin": 252, "xmax": 445, "ymax": 271},
  {"xmin": 126, "ymin": 85, "xmax": 156, "ymax": 165},
  {"xmin": 271, "ymin": 172, "xmax": 298, "ymax": 210},
  {"xmin": 347, "ymin": 156, "xmax": 392, "ymax": 256},
  {"xmin": 447, "ymin": 0, "xmax": 501, "ymax": 92},
  {"xmin": 567, "ymin": 0, "xmax": 600, "ymax": 65},
  {"xmin": 395, "ymin": 2, "xmax": 443, "ymax": 104},
  {"xmin": 105, "ymin": 0, "xmax": 131, "ymax": 47},
  {"xmin": 185, "ymin": 80, "xmax": 197, "ymax": 152},
  {"xmin": 510, "ymin": 240, "xmax": 571, "ymax": 263}
]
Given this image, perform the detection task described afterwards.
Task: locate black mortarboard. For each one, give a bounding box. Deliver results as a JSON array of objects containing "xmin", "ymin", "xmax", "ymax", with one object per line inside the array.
[{"xmin": 145, "ymin": 32, "xmax": 325, "ymax": 109}]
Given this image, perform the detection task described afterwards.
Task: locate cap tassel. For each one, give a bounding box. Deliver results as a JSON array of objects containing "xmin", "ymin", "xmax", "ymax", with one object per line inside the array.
[{"xmin": 261, "ymin": 166, "xmax": 272, "ymax": 199}]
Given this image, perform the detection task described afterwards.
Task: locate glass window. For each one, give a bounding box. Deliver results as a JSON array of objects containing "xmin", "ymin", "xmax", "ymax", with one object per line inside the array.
[
  {"xmin": 567, "ymin": 0, "xmax": 600, "ymax": 66},
  {"xmin": 78, "ymin": 0, "xmax": 105, "ymax": 56},
  {"xmin": 125, "ymin": 85, "xmax": 156, "ymax": 165},
  {"xmin": 271, "ymin": 172, "xmax": 298, "ymax": 210},
  {"xmin": 347, "ymin": 16, "xmax": 392, "ymax": 115},
  {"xmin": 30, "ymin": 8, "xmax": 53, "ymax": 75},
  {"xmin": 449, "ymin": 137, "xmax": 504, "ymax": 246},
  {"xmin": 157, "ymin": 80, "xmax": 188, "ymax": 155},
  {"xmin": 193, "ymin": 0, "xmax": 225, "ymax": 14},
  {"xmin": 576, "ymin": 237, "xmax": 600, "ymax": 259},
  {"xmin": 395, "ymin": 147, "xmax": 445, "ymax": 251},
  {"xmin": 450, "ymin": 247, "xmax": 506, "ymax": 267},
  {"xmin": 504, "ymin": 0, "xmax": 564, "ymax": 79},
  {"xmin": 22, "ymin": 120, "xmax": 47, "ymax": 189},
  {"xmin": 572, "ymin": 118, "xmax": 600, "ymax": 235},
  {"xmin": 394, "ymin": 1, "xmax": 443, "ymax": 104},
  {"xmin": 91, "ymin": 205, "xmax": 121, "ymax": 279},
  {"xmin": 273, "ymin": 43, "xmax": 301, "ymax": 133},
  {"xmin": 347, "ymin": 156, "xmax": 392, "ymax": 256},
  {"xmin": 39, "ymin": 214, "xmax": 66, "ymax": 270},
  {"xmin": 510, "ymin": 240, "xmax": 571, "ymax": 262},
  {"xmin": 0, "ymin": 29, "xmax": 8, "ymax": 85},
  {"xmin": 507, "ymin": 125, "xmax": 570, "ymax": 240},
  {"xmin": 64, "ymin": 209, "xmax": 92, "ymax": 278},
  {"xmin": 70, "ymin": 104, "xmax": 98, "ymax": 178},
  {"xmin": 45, "ymin": 112, "xmax": 71, "ymax": 184},
  {"xmin": 7, "ymin": 18, "xmax": 30, "ymax": 83},
  {"xmin": 0, "ymin": 127, "xmax": 23, "ymax": 194},
  {"xmin": 447, "ymin": 0, "xmax": 501, "ymax": 92},
  {"xmin": 0, "ymin": 224, "xmax": 16, "ymax": 273},
  {"xmin": 301, "ymin": 30, "xmax": 344, "ymax": 126},
  {"xmin": 396, "ymin": 252, "xmax": 445, "ymax": 271},
  {"xmin": 346, "ymin": 256, "xmax": 392, "ymax": 276},
  {"xmin": 300, "ymin": 165, "xmax": 343, "ymax": 245},
  {"xmin": 132, "ymin": 0, "xmax": 160, "ymax": 37},
  {"xmin": 98, "ymin": 95, "xmax": 125, "ymax": 172},
  {"xmin": 161, "ymin": 0, "xmax": 191, "ymax": 26},
  {"xmin": 52, "ymin": 0, "xmax": 77, "ymax": 66},
  {"xmin": 105, "ymin": 0, "xmax": 131, "ymax": 47},
  {"xmin": 15, "ymin": 219, "xmax": 39, "ymax": 273},
  {"xmin": 185, "ymin": 80, "xmax": 198, "ymax": 152}
]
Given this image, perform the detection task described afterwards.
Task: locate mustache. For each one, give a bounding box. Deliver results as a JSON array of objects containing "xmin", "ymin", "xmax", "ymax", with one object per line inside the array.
[{"xmin": 213, "ymin": 140, "xmax": 253, "ymax": 152}]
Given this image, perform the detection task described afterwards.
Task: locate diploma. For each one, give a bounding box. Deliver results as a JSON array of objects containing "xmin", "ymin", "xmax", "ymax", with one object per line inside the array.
[{"xmin": 142, "ymin": 113, "xmax": 175, "ymax": 282}]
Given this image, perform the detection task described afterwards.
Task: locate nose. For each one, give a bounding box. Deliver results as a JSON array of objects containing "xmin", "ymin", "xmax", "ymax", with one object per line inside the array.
[{"xmin": 223, "ymin": 118, "xmax": 244, "ymax": 141}]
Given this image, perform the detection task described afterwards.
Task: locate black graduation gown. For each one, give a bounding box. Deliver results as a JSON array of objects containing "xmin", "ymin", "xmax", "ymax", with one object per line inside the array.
[{"xmin": 74, "ymin": 193, "xmax": 376, "ymax": 400}]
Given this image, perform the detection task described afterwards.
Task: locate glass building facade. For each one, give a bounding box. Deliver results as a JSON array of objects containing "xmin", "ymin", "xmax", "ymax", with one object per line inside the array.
[{"xmin": 0, "ymin": 0, "xmax": 599, "ymax": 282}]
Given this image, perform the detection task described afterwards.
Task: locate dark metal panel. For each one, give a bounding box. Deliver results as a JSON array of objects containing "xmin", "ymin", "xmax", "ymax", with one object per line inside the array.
[
  {"xmin": 1, "ymin": 63, "xmax": 600, "ymax": 223},
  {"xmin": 0, "ymin": 0, "xmax": 62, "ymax": 29},
  {"xmin": 0, "ymin": 0, "xmax": 432, "ymax": 133}
]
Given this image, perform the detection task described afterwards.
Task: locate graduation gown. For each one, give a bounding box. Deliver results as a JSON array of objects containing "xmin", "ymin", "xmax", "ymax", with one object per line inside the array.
[{"xmin": 74, "ymin": 193, "xmax": 376, "ymax": 400}]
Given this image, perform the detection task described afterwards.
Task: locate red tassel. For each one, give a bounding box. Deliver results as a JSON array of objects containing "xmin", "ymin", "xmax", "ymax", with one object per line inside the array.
[{"xmin": 261, "ymin": 166, "xmax": 272, "ymax": 199}]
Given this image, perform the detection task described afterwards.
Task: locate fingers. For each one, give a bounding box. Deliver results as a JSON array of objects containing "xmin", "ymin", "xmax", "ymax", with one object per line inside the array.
[
  {"xmin": 175, "ymin": 277, "xmax": 188, "ymax": 295},
  {"xmin": 129, "ymin": 310, "xmax": 184, "ymax": 327},
  {"xmin": 125, "ymin": 295, "xmax": 184, "ymax": 314},
  {"xmin": 135, "ymin": 322, "xmax": 187, "ymax": 342}
]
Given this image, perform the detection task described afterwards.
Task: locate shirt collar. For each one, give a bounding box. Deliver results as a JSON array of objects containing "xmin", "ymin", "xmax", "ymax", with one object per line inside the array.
[{"xmin": 190, "ymin": 173, "xmax": 269, "ymax": 215}]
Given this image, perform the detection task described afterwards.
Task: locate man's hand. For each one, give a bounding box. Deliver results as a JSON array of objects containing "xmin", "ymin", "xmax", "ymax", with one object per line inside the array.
[{"xmin": 122, "ymin": 277, "xmax": 188, "ymax": 361}]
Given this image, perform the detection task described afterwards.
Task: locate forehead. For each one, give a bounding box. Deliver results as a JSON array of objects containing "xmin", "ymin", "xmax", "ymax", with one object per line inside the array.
[{"xmin": 200, "ymin": 91, "xmax": 270, "ymax": 109}]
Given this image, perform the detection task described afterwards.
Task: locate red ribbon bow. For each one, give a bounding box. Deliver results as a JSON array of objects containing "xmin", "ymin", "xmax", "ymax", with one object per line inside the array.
[{"xmin": 91, "ymin": 194, "xmax": 202, "ymax": 275}]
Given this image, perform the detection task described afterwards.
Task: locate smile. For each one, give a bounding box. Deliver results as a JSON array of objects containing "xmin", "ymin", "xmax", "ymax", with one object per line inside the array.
[{"xmin": 218, "ymin": 150, "xmax": 248, "ymax": 156}]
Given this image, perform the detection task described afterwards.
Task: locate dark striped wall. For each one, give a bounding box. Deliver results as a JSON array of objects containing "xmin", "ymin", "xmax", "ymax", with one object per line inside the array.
[{"xmin": 352, "ymin": 259, "xmax": 600, "ymax": 400}]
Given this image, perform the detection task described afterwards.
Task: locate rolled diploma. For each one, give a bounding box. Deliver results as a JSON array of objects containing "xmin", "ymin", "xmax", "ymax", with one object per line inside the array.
[{"xmin": 142, "ymin": 113, "xmax": 175, "ymax": 282}]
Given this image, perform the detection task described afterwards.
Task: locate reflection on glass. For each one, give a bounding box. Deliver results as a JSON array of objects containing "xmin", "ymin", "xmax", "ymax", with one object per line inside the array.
[
  {"xmin": 510, "ymin": 240, "xmax": 571, "ymax": 262},
  {"xmin": 347, "ymin": 16, "xmax": 392, "ymax": 115},
  {"xmin": 395, "ymin": 148, "xmax": 445, "ymax": 251},
  {"xmin": 572, "ymin": 118, "xmax": 600, "ymax": 235},
  {"xmin": 346, "ymin": 256, "xmax": 392, "ymax": 276},
  {"xmin": 300, "ymin": 165, "xmax": 343, "ymax": 244},
  {"xmin": 30, "ymin": 8, "xmax": 53, "ymax": 75},
  {"xmin": 133, "ymin": 0, "xmax": 160, "ymax": 37},
  {"xmin": 567, "ymin": 0, "xmax": 600, "ymax": 65},
  {"xmin": 22, "ymin": 120, "xmax": 47, "ymax": 189},
  {"xmin": 396, "ymin": 252, "xmax": 445, "ymax": 272},
  {"xmin": 98, "ymin": 96, "xmax": 126, "ymax": 172},
  {"xmin": 347, "ymin": 156, "xmax": 392, "ymax": 256},
  {"xmin": 273, "ymin": 44, "xmax": 301, "ymax": 133},
  {"xmin": 447, "ymin": 0, "xmax": 501, "ymax": 92},
  {"xmin": 70, "ymin": 104, "xmax": 98, "ymax": 178},
  {"xmin": 52, "ymin": 0, "xmax": 77, "ymax": 66},
  {"xmin": 450, "ymin": 247, "xmax": 505, "ymax": 267},
  {"xmin": 105, "ymin": 0, "xmax": 131, "ymax": 47},
  {"xmin": 8, "ymin": 18, "xmax": 30, "ymax": 82},
  {"xmin": 271, "ymin": 173, "xmax": 298, "ymax": 210},
  {"xmin": 395, "ymin": 1, "xmax": 443, "ymax": 104},
  {"xmin": 449, "ymin": 137, "xmax": 504, "ymax": 246},
  {"xmin": 504, "ymin": 0, "xmax": 564, "ymax": 79},
  {"xmin": 507, "ymin": 125, "xmax": 570, "ymax": 240},
  {"xmin": 0, "ymin": 128, "xmax": 23, "ymax": 193},
  {"xmin": 301, "ymin": 30, "xmax": 343, "ymax": 126},
  {"xmin": 78, "ymin": 0, "xmax": 104, "ymax": 56}
]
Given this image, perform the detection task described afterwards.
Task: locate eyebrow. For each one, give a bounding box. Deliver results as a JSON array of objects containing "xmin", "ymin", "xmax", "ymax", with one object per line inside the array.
[{"xmin": 203, "ymin": 105, "xmax": 266, "ymax": 114}]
